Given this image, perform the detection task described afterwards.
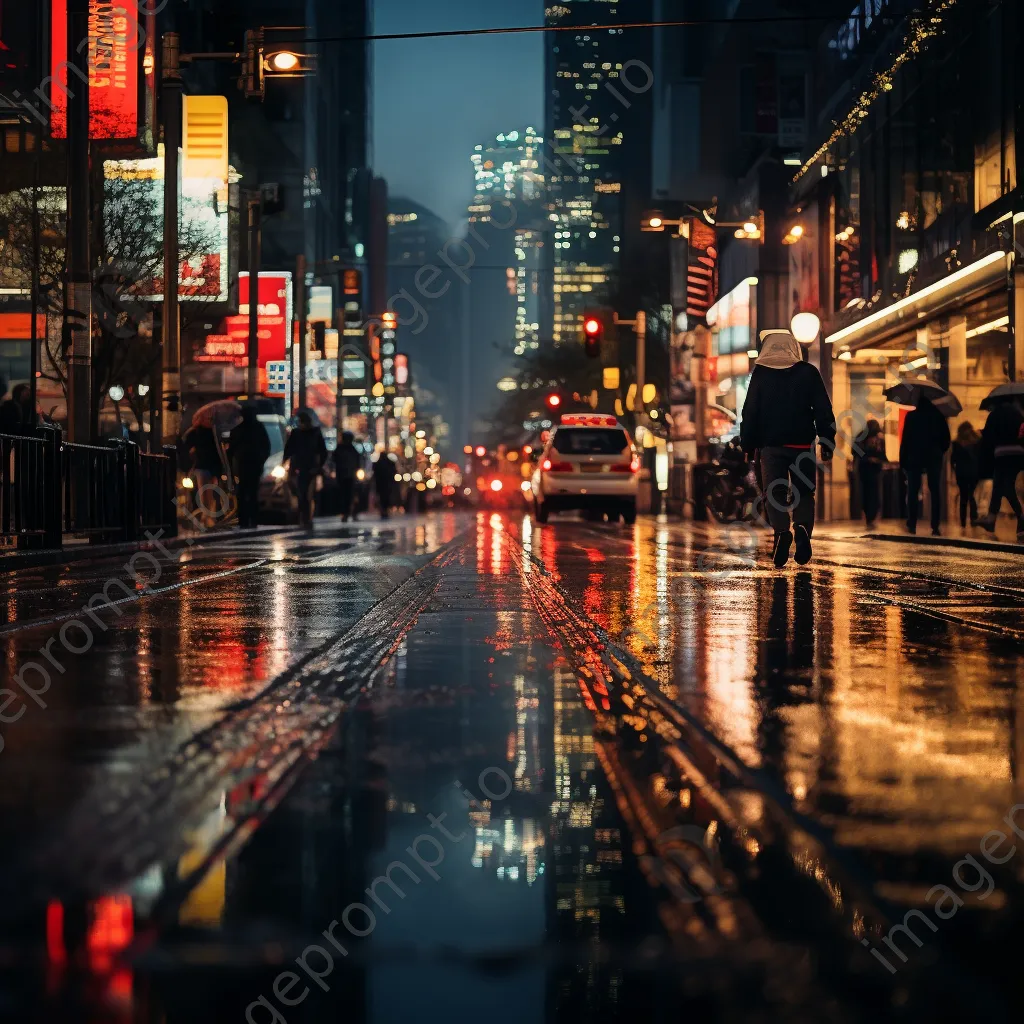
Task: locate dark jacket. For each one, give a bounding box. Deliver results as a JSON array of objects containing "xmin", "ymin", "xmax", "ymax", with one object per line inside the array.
[
  {"xmin": 858, "ymin": 430, "xmax": 886, "ymax": 469},
  {"xmin": 182, "ymin": 424, "xmax": 222, "ymax": 474},
  {"xmin": 372, "ymin": 455, "xmax": 395, "ymax": 491},
  {"xmin": 898, "ymin": 400, "xmax": 950, "ymax": 469},
  {"xmin": 739, "ymin": 362, "xmax": 836, "ymax": 452},
  {"xmin": 982, "ymin": 402, "xmax": 1024, "ymax": 459},
  {"xmin": 228, "ymin": 414, "xmax": 272, "ymax": 477},
  {"xmin": 951, "ymin": 440, "xmax": 980, "ymax": 482},
  {"xmin": 284, "ymin": 425, "xmax": 328, "ymax": 474},
  {"xmin": 334, "ymin": 441, "xmax": 362, "ymax": 480}
]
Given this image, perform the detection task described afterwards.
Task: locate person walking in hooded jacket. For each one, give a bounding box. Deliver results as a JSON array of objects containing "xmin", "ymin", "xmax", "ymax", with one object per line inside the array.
[
  {"xmin": 740, "ymin": 330, "xmax": 836, "ymax": 568},
  {"xmin": 951, "ymin": 420, "xmax": 982, "ymax": 528},
  {"xmin": 228, "ymin": 406, "xmax": 271, "ymax": 529},
  {"xmin": 899, "ymin": 394, "xmax": 950, "ymax": 536},
  {"xmin": 977, "ymin": 397, "xmax": 1024, "ymax": 538},
  {"xmin": 856, "ymin": 419, "xmax": 886, "ymax": 528},
  {"xmin": 284, "ymin": 412, "xmax": 328, "ymax": 527}
]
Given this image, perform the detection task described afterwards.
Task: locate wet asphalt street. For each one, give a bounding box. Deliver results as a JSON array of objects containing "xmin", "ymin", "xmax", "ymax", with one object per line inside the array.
[{"xmin": 1, "ymin": 512, "xmax": 1023, "ymax": 1022}]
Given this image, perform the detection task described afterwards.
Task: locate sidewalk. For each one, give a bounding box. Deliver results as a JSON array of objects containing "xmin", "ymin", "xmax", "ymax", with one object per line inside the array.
[
  {"xmin": 0, "ymin": 522, "xmax": 302, "ymax": 572},
  {"xmin": 816, "ymin": 516, "xmax": 1023, "ymax": 553}
]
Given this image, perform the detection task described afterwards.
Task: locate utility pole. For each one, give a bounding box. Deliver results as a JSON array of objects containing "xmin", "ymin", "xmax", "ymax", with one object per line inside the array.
[
  {"xmin": 635, "ymin": 310, "xmax": 647, "ymax": 424},
  {"xmin": 65, "ymin": 0, "xmax": 92, "ymax": 442},
  {"xmin": 246, "ymin": 193, "xmax": 262, "ymax": 401},
  {"xmin": 296, "ymin": 255, "xmax": 307, "ymax": 411},
  {"xmin": 294, "ymin": 253, "xmax": 307, "ymax": 415},
  {"xmin": 614, "ymin": 310, "xmax": 647, "ymax": 427},
  {"xmin": 159, "ymin": 32, "xmax": 183, "ymax": 447}
]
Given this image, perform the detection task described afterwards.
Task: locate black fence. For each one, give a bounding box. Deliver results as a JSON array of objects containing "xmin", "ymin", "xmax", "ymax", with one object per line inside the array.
[{"xmin": 0, "ymin": 426, "xmax": 177, "ymax": 552}]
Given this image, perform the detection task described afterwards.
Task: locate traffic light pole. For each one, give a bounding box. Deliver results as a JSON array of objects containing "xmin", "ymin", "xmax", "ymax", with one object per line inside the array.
[
  {"xmin": 65, "ymin": 0, "xmax": 92, "ymax": 442},
  {"xmin": 295, "ymin": 253, "xmax": 307, "ymax": 414},
  {"xmin": 246, "ymin": 194, "xmax": 262, "ymax": 401},
  {"xmin": 160, "ymin": 32, "xmax": 183, "ymax": 447}
]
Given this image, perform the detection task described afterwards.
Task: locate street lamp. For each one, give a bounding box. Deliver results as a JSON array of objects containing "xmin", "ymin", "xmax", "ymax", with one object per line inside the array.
[
  {"xmin": 791, "ymin": 312, "xmax": 821, "ymax": 345},
  {"xmin": 268, "ymin": 51, "xmax": 300, "ymax": 72}
]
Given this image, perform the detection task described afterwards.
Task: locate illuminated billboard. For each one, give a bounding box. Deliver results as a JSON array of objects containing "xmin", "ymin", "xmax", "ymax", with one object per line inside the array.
[
  {"xmin": 223, "ymin": 272, "xmax": 293, "ymax": 367},
  {"xmin": 103, "ymin": 151, "xmax": 231, "ymax": 303},
  {"xmin": 50, "ymin": 1, "xmax": 140, "ymax": 140}
]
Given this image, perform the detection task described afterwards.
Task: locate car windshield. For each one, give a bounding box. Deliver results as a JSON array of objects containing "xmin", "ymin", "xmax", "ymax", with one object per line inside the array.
[
  {"xmin": 552, "ymin": 428, "xmax": 629, "ymax": 455},
  {"xmin": 260, "ymin": 420, "xmax": 286, "ymax": 456}
]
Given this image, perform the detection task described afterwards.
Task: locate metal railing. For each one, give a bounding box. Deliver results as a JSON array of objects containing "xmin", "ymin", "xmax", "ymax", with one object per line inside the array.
[
  {"xmin": 0, "ymin": 426, "xmax": 176, "ymax": 553},
  {"xmin": 1, "ymin": 432, "xmax": 50, "ymax": 545}
]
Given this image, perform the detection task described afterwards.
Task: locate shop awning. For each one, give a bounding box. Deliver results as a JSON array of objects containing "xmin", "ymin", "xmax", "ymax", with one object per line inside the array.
[{"xmin": 825, "ymin": 250, "xmax": 1010, "ymax": 351}]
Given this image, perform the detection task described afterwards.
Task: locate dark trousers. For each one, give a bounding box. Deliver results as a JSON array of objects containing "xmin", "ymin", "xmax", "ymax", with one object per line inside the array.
[
  {"xmin": 858, "ymin": 463, "xmax": 882, "ymax": 524},
  {"xmin": 955, "ymin": 472, "xmax": 978, "ymax": 526},
  {"xmin": 905, "ymin": 457, "xmax": 942, "ymax": 531},
  {"xmin": 759, "ymin": 447, "xmax": 817, "ymax": 536},
  {"xmin": 375, "ymin": 482, "xmax": 391, "ymax": 518},
  {"xmin": 294, "ymin": 472, "xmax": 316, "ymax": 526},
  {"xmin": 988, "ymin": 457, "xmax": 1024, "ymax": 520},
  {"xmin": 338, "ymin": 477, "xmax": 356, "ymax": 519},
  {"xmin": 236, "ymin": 471, "xmax": 261, "ymax": 529}
]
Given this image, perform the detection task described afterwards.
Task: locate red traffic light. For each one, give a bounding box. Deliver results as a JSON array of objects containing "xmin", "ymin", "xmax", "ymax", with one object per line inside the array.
[
  {"xmin": 546, "ymin": 393, "xmax": 562, "ymax": 409},
  {"xmin": 583, "ymin": 313, "xmax": 603, "ymax": 358}
]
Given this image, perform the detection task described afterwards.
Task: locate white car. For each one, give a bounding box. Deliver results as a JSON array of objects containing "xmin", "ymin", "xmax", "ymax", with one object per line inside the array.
[{"xmin": 530, "ymin": 414, "xmax": 639, "ymax": 524}]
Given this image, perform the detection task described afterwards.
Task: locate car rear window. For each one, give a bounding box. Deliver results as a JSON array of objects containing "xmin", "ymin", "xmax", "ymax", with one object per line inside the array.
[{"xmin": 552, "ymin": 428, "xmax": 629, "ymax": 455}]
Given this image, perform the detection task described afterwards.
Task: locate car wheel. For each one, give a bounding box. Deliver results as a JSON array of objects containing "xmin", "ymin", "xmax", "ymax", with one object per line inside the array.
[
  {"xmin": 535, "ymin": 499, "xmax": 549, "ymax": 523},
  {"xmin": 622, "ymin": 501, "xmax": 636, "ymax": 525}
]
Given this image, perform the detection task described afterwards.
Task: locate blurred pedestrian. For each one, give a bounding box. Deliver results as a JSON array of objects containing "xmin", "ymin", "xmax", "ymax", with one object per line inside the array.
[
  {"xmin": 0, "ymin": 383, "xmax": 35, "ymax": 435},
  {"xmin": 372, "ymin": 452, "xmax": 396, "ymax": 520},
  {"xmin": 228, "ymin": 406, "xmax": 271, "ymax": 530},
  {"xmin": 899, "ymin": 394, "xmax": 950, "ymax": 536},
  {"xmin": 334, "ymin": 430, "xmax": 362, "ymax": 522},
  {"xmin": 284, "ymin": 411, "xmax": 328, "ymax": 528},
  {"xmin": 977, "ymin": 397, "xmax": 1024, "ymax": 538},
  {"xmin": 856, "ymin": 418, "xmax": 886, "ymax": 528},
  {"xmin": 182, "ymin": 419, "xmax": 223, "ymax": 527},
  {"xmin": 740, "ymin": 330, "xmax": 836, "ymax": 568},
  {"xmin": 951, "ymin": 421, "xmax": 982, "ymax": 528}
]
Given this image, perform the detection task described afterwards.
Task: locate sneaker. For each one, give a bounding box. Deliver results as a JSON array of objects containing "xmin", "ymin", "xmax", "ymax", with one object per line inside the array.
[
  {"xmin": 865, "ymin": 519, "xmax": 876, "ymax": 530},
  {"xmin": 977, "ymin": 515, "xmax": 996, "ymax": 533},
  {"xmin": 793, "ymin": 525, "xmax": 812, "ymax": 565},
  {"xmin": 772, "ymin": 530, "xmax": 792, "ymax": 569},
  {"xmin": 970, "ymin": 517, "xmax": 980, "ymax": 527},
  {"xmin": 931, "ymin": 528, "xmax": 941, "ymax": 537},
  {"xmin": 906, "ymin": 521, "xmax": 917, "ymax": 535}
]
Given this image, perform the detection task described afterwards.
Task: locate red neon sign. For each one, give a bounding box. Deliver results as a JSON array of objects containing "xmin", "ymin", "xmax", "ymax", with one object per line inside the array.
[
  {"xmin": 223, "ymin": 273, "xmax": 292, "ymax": 368},
  {"xmin": 50, "ymin": 1, "xmax": 140, "ymax": 140}
]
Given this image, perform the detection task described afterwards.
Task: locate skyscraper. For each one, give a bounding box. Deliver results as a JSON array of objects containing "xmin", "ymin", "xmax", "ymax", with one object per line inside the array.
[
  {"xmin": 468, "ymin": 128, "xmax": 549, "ymax": 355},
  {"xmin": 544, "ymin": 1, "xmax": 654, "ymax": 342}
]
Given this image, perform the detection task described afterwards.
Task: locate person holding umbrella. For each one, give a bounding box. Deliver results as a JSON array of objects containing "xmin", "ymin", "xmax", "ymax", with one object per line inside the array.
[
  {"xmin": 977, "ymin": 388, "xmax": 1024, "ymax": 538},
  {"xmin": 898, "ymin": 392, "xmax": 950, "ymax": 535}
]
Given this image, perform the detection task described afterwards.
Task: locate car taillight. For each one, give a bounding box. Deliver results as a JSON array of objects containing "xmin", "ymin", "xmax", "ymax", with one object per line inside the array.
[
  {"xmin": 611, "ymin": 457, "xmax": 640, "ymax": 473},
  {"xmin": 543, "ymin": 459, "xmax": 572, "ymax": 472}
]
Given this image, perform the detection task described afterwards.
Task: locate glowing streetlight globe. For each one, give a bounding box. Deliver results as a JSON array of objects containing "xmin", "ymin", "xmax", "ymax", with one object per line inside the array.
[
  {"xmin": 269, "ymin": 51, "xmax": 300, "ymax": 72},
  {"xmin": 790, "ymin": 312, "xmax": 821, "ymax": 344},
  {"xmin": 647, "ymin": 216, "xmax": 663, "ymax": 229}
]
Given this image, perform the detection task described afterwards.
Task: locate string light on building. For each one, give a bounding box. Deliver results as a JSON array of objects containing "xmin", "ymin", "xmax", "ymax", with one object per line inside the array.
[{"xmin": 792, "ymin": 0, "xmax": 960, "ymax": 182}]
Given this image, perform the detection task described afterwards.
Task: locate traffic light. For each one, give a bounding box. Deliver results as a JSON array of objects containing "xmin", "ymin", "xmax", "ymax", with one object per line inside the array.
[
  {"xmin": 241, "ymin": 29, "xmax": 265, "ymax": 100},
  {"xmin": 583, "ymin": 314, "xmax": 602, "ymax": 358},
  {"xmin": 545, "ymin": 393, "xmax": 562, "ymax": 411}
]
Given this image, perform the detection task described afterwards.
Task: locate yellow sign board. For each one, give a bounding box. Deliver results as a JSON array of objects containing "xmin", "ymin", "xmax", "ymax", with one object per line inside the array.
[
  {"xmin": 183, "ymin": 95, "xmax": 229, "ymax": 180},
  {"xmin": 602, "ymin": 366, "xmax": 620, "ymax": 390}
]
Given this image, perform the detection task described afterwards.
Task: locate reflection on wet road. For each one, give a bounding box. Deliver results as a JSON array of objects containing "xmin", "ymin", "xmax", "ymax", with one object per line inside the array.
[{"xmin": 1, "ymin": 512, "xmax": 1021, "ymax": 1021}]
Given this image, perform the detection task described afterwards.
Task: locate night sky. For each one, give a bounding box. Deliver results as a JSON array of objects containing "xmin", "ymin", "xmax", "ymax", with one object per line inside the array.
[{"xmin": 373, "ymin": 0, "xmax": 544, "ymax": 232}]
